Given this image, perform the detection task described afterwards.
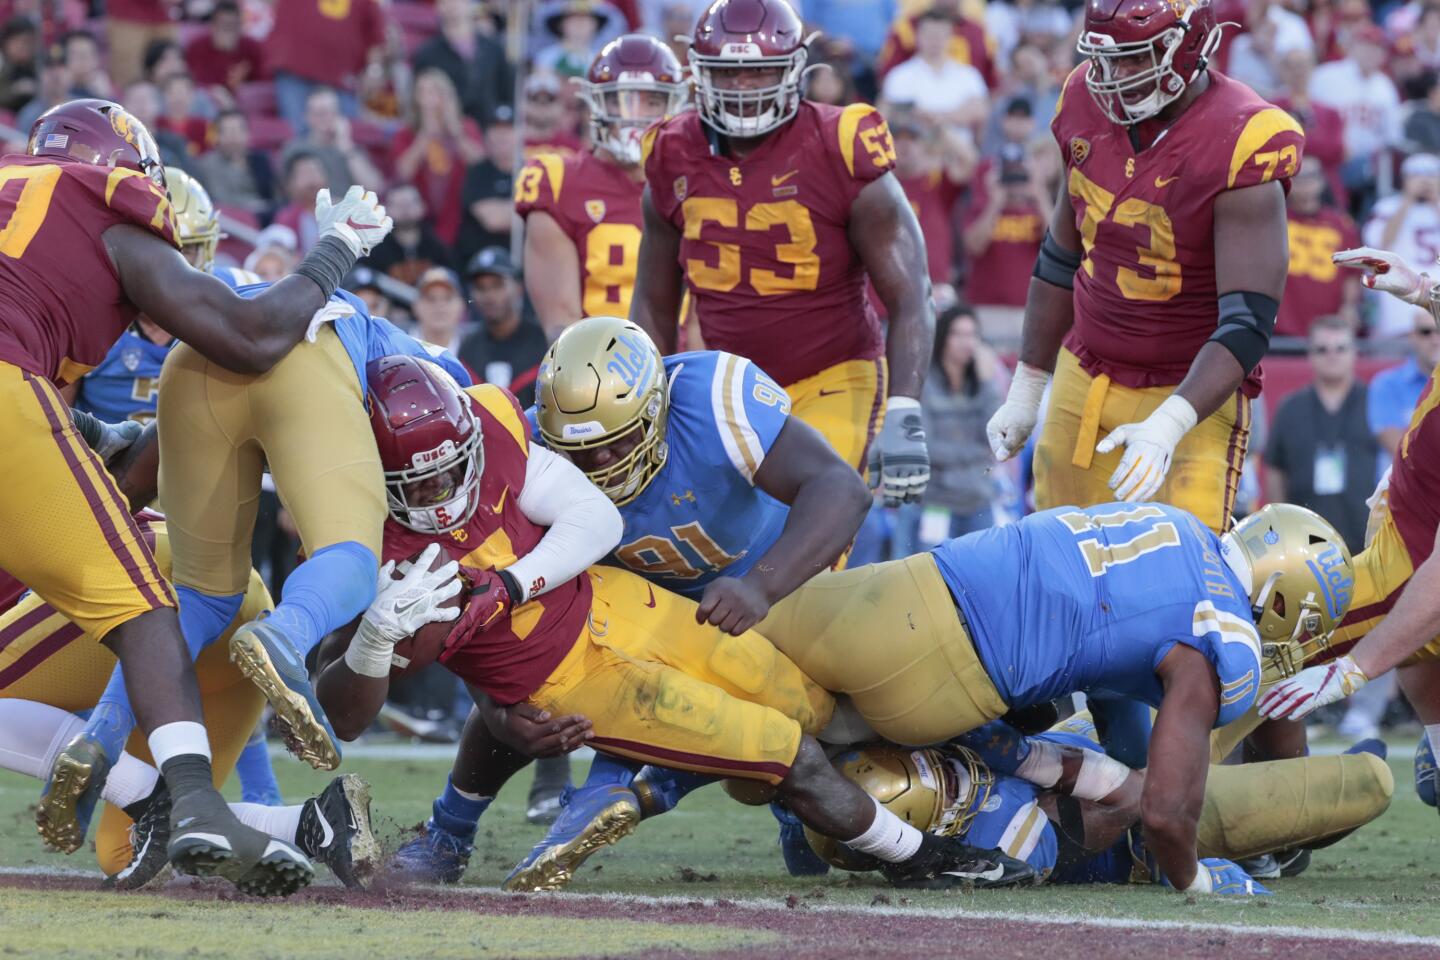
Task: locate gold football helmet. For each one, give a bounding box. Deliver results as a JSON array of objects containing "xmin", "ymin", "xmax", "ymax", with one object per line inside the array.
[
  {"xmin": 535, "ymin": 316, "xmax": 669, "ymax": 505},
  {"xmin": 163, "ymin": 167, "xmax": 221, "ymax": 272},
  {"xmin": 1221, "ymin": 503, "xmax": 1355, "ymax": 680},
  {"xmin": 803, "ymin": 744, "xmax": 994, "ymax": 871}
]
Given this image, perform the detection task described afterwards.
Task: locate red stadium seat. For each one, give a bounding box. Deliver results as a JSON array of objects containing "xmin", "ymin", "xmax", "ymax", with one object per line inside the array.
[
  {"xmin": 216, "ymin": 205, "xmax": 260, "ymax": 265},
  {"xmin": 388, "ymin": 2, "xmax": 439, "ymax": 34},
  {"xmin": 246, "ymin": 115, "xmax": 294, "ymax": 151},
  {"xmin": 236, "ymin": 81, "xmax": 278, "ymax": 118}
]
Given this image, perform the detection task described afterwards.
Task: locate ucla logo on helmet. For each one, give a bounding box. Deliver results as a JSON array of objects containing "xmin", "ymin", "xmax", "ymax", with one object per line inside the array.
[
  {"xmin": 1307, "ymin": 545, "xmax": 1354, "ymax": 620},
  {"xmin": 606, "ymin": 332, "xmax": 656, "ymax": 392}
]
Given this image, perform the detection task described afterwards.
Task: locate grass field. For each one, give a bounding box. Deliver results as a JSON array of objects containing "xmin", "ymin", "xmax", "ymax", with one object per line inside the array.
[{"xmin": 3, "ymin": 740, "xmax": 1440, "ymax": 959}]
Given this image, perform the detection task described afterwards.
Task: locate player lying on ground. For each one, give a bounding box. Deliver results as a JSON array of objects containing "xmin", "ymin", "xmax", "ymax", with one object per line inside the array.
[
  {"xmin": 0, "ymin": 97, "xmax": 390, "ymax": 895},
  {"xmin": 391, "ymin": 316, "xmax": 874, "ymax": 882},
  {"xmin": 314, "ymin": 357, "xmax": 1034, "ymax": 892}
]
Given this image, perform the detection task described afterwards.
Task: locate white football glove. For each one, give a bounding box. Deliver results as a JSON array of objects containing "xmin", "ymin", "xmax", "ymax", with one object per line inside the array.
[
  {"xmin": 315, "ymin": 184, "xmax": 393, "ymax": 258},
  {"xmin": 1332, "ymin": 246, "xmax": 1431, "ymax": 304},
  {"xmin": 344, "ymin": 543, "xmax": 462, "ymax": 678},
  {"xmin": 1096, "ymin": 394, "xmax": 1197, "ymax": 502},
  {"xmin": 94, "ymin": 419, "xmax": 144, "ymax": 462},
  {"xmin": 986, "ymin": 362, "xmax": 1051, "ymax": 461},
  {"xmin": 1256, "ymin": 655, "xmax": 1369, "ymax": 721}
]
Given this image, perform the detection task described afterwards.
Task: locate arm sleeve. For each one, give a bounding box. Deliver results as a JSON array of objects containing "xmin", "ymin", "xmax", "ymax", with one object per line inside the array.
[{"xmin": 506, "ymin": 444, "xmax": 624, "ymax": 601}]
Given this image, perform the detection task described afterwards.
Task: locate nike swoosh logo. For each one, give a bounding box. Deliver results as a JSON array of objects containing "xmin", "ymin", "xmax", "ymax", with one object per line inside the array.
[
  {"xmin": 316, "ymin": 806, "xmax": 335, "ymax": 850},
  {"xmin": 1154, "ymin": 175, "xmax": 1179, "ymax": 188},
  {"xmin": 817, "ymin": 388, "xmax": 844, "ymax": 397},
  {"xmin": 644, "ymin": 585, "xmax": 656, "ymax": 609},
  {"xmin": 346, "ymin": 805, "xmax": 358, "ymax": 832},
  {"xmin": 492, "ymin": 488, "xmax": 508, "ymax": 514},
  {"xmin": 393, "ymin": 593, "xmax": 427, "ymax": 616},
  {"xmin": 944, "ymin": 863, "xmax": 1005, "ymax": 882},
  {"xmin": 344, "ymin": 216, "xmax": 373, "ymax": 230},
  {"xmin": 117, "ymin": 832, "xmax": 151, "ymax": 879},
  {"xmin": 771, "ymin": 170, "xmax": 798, "ymax": 187},
  {"xmin": 177, "ymin": 817, "xmax": 195, "ymax": 829}
]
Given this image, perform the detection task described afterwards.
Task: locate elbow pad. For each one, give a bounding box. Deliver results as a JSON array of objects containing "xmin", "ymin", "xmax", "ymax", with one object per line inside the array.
[
  {"xmin": 1032, "ymin": 230, "xmax": 1083, "ymax": 290},
  {"xmin": 1208, "ymin": 290, "xmax": 1278, "ymax": 375}
]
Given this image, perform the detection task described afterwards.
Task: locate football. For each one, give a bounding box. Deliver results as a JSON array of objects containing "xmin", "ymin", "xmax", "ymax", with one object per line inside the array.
[{"xmin": 388, "ymin": 546, "xmax": 466, "ymax": 680}]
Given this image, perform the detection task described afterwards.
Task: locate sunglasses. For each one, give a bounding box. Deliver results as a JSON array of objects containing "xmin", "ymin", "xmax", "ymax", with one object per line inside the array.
[{"xmin": 1309, "ymin": 343, "xmax": 1353, "ymax": 354}]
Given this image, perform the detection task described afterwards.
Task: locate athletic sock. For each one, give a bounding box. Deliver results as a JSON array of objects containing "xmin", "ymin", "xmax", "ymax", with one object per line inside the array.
[
  {"xmin": 236, "ymin": 728, "xmax": 282, "ymax": 805},
  {"xmin": 844, "ymin": 797, "xmax": 924, "ymax": 863},
  {"xmin": 264, "ymin": 541, "xmax": 377, "ymax": 658},
  {"xmin": 103, "ymin": 752, "xmax": 161, "ymax": 810},
  {"xmin": 176, "ymin": 586, "xmax": 245, "ymax": 659},
  {"xmin": 581, "ymin": 753, "xmax": 640, "ymax": 788},
  {"xmin": 432, "ymin": 776, "xmax": 491, "ymax": 841},
  {"xmin": 231, "ymin": 802, "xmax": 305, "ymax": 844},
  {"xmin": 633, "ymin": 766, "xmax": 716, "ymax": 817}
]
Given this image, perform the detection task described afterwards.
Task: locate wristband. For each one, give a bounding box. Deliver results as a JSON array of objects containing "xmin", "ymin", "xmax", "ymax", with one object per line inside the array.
[
  {"xmin": 1015, "ymin": 739, "xmax": 1063, "ymax": 788},
  {"xmin": 344, "ymin": 617, "xmax": 397, "ymax": 679},
  {"xmin": 498, "ymin": 568, "xmax": 524, "ymax": 604},
  {"xmin": 1182, "ymin": 864, "xmax": 1213, "ymax": 893},
  {"xmin": 1073, "ymin": 750, "xmax": 1131, "ymax": 800},
  {"xmin": 885, "ymin": 395, "xmax": 921, "ymax": 414},
  {"xmin": 294, "ymin": 234, "xmax": 357, "ymax": 302}
]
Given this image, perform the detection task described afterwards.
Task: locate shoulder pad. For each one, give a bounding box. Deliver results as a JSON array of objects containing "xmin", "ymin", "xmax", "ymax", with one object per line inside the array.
[
  {"xmin": 1227, "ymin": 106, "xmax": 1305, "ymax": 190},
  {"xmin": 466, "ymin": 383, "xmax": 529, "ymax": 456},
  {"xmin": 836, "ymin": 103, "xmax": 897, "ymax": 180}
]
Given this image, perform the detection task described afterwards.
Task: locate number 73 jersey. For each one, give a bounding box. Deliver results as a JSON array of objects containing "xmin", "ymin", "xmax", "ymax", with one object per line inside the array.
[{"xmin": 1053, "ymin": 69, "xmax": 1304, "ymax": 397}]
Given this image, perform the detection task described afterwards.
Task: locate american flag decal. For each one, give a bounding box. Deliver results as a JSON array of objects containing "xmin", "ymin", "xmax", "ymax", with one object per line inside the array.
[{"xmin": 43, "ymin": 133, "xmax": 68, "ymax": 148}]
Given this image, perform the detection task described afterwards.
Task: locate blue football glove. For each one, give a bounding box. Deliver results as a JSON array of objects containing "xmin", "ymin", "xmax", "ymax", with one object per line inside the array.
[
  {"xmin": 958, "ymin": 720, "xmax": 1032, "ymax": 776},
  {"xmin": 1164, "ymin": 858, "xmax": 1272, "ymax": 896}
]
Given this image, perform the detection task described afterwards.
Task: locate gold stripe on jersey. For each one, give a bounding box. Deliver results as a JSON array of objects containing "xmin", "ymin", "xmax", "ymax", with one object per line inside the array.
[
  {"xmin": 1402, "ymin": 381, "xmax": 1440, "ymax": 460},
  {"xmin": 104, "ymin": 167, "xmax": 177, "ymax": 239},
  {"xmin": 536, "ymin": 154, "xmax": 566, "ymax": 204},
  {"xmin": 466, "ymin": 384, "xmax": 529, "ymax": 455},
  {"xmin": 1053, "ymin": 63, "xmax": 1087, "ymax": 118},
  {"xmin": 837, "ymin": 103, "xmax": 879, "ymax": 178},
  {"xmin": 1227, "ymin": 108, "xmax": 1304, "ymax": 189},
  {"xmin": 717, "ymin": 353, "xmax": 760, "ymax": 479},
  {"xmin": 640, "ymin": 123, "xmax": 662, "ymax": 169}
]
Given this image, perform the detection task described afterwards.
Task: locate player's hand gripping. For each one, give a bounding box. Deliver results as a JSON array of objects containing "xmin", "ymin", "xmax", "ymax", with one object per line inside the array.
[
  {"xmin": 868, "ymin": 397, "xmax": 930, "ymax": 506},
  {"xmin": 986, "ymin": 362, "xmax": 1050, "ymax": 461},
  {"xmin": 451, "ymin": 568, "xmax": 521, "ymax": 639},
  {"xmin": 492, "ymin": 702, "xmax": 594, "ymax": 758},
  {"xmin": 345, "ymin": 543, "xmax": 461, "ymax": 678},
  {"xmin": 1256, "ymin": 655, "xmax": 1369, "ymax": 721},
  {"xmin": 696, "ymin": 575, "xmax": 770, "ymax": 635},
  {"xmin": 315, "ymin": 184, "xmax": 393, "ymax": 258},
  {"xmin": 1333, "ymin": 247, "xmax": 1432, "ymax": 303},
  {"xmin": 1164, "ymin": 859, "xmax": 1272, "ymax": 896},
  {"xmin": 1096, "ymin": 394, "xmax": 1198, "ymax": 502}
]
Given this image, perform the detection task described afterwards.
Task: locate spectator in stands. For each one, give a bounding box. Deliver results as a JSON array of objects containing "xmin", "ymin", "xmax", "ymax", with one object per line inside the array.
[
  {"xmin": 185, "ymin": 1, "xmax": 265, "ymax": 93},
  {"xmin": 891, "ymin": 112, "xmax": 973, "ymax": 289},
  {"xmin": 107, "ymin": 0, "xmax": 174, "ymax": 90},
  {"xmin": 279, "ymin": 87, "xmax": 384, "ymax": 193},
  {"xmin": 458, "ymin": 107, "xmax": 519, "ymax": 263},
  {"xmin": 536, "ymin": 0, "xmax": 615, "ymax": 78},
  {"xmin": 1279, "ymin": 159, "xmax": 1361, "ymax": 336},
  {"xmin": 1310, "ymin": 24, "xmax": 1402, "ymax": 211},
  {"xmin": 1369, "ymin": 307, "xmax": 1440, "ymax": 457},
  {"xmin": 267, "ymin": 0, "xmax": 386, "ymax": 132},
  {"xmin": 1273, "ymin": 47, "xmax": 1347, "ymax": 205},
  {"xmin": 962, "ymin": 143, "xmax": 1047, "ymax": 346},
  {"xmin": 412, "ymin": 267, "xmax": 470, "ymax": 355},
  {"xmin": 520, "ymin": 71, "xmax": 584, "ymax": 157},
  {"xmin": 984, "ymin": 95, "xmax": 1033, "ymax": 159},
  {"xmin": 805, "ymin": 0, "xmax": 898, "ymax": 86},
  {"xmin": 195, "ymin": 109, "xmax": 276, "ymax": 217},
  {"xmin": 120, "ymin": 80, "xmax": 190, "ymax": 169},
  {"xmin": 880, "ymin": 8, "xmax": 989, "ymax": 132},
  {"xmin": 141, "ymin": 38, "xmax": 187, "ymax": 87},
  {"xmin": 413, "ymin": 0, "xmax": 514, "ymax": 124},
  {"xmin": 1264, "ymin": 315, "xmax": 1377, "ymax": 552},
  {"xmin": 1226, "ymin": 0, "xmax": 1315, "ymax": 98},
  {"xmin": 158, "ymin": 73, "xmax": 208, "ymax": 156},
  {"xmin": 1363, "ymin": 152, "xmax": 1440, "ymax": 338},
  {"xmin": 984, "ymin": 45, "xmax": 1055, "ymax": 154},
  {"xmin": 393, "ymin": 69, "xmax": 485, "ymax": 248},
  {"xmin": 0, "ymin": 17, "xmax": 38, "ymax": 114},
  {"xmin": 459, "ymin": 247, "xmax": 548, "ymax": 407},
  {"xmin": 16, "ymin": 61, "xmax": 69, "ymax": 135},
  {"xmin": 362, "ymin": 183, "xmax": 455, "ymax": 287},
  {"xmin": 805, "ymin": 59, "xmax": 859, "ymax": 106},
  {"xmin": 243, "ymin": 224, "xmax": 299, "ymax": 280},
  {"xmin": 644, "ymin": 1, "xmax": 701, "ymax": 65},
  {"xmin": 984, "ymin": 0, "xmax": 1072, "ymax": 68},
  {"xmin": 61, "ymin": 30, "xmax": 111, "ymax": 101},
  {"xmin": 272, "ymin": 150, "xmax": 330, "ymax": 251},
  {"xmin": 344, "ymin": 266, "xmax": 393, "ymax": 320},
  {"xmin": 1405, "ymin": 70, "xmax": 1440, "ymax": 153},
  {"xmin": 876, "ymin": 0, "xmax": 996, "ymax": 89}
]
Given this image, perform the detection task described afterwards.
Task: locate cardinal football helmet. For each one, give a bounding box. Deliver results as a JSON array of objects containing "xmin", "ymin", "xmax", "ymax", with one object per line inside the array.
[
  {"xmin": 536, "ymin": 316, "xmax": 669, "ymax": 506},
  {"xmin": 689, "ymin": 0, "xmax": 814, "ymax": 138},
  {"xmin": 803, "ymin": 744, "xmax": 994, "ymax": 871},
  {"xmin": 28, "ymin": 98, "xmax": 166, "ymax": 188},
  {"xmin": 366, "ymin": 355, "xmax": 484, "ymax": 534},
  {"xmin": 580, "ymin": 34, "xmax": 686, "ymax": 165},
  {"xmin": 1221, "ymin": 503, "xmax": 1355, "ymax": 680},
  {"xmin": 1077, "ymin": 0, "xmax": 1222, "ymax": 125},
  {"xmin": 164, "ymin": 167, "xmax": 221, "ymax": 272}
]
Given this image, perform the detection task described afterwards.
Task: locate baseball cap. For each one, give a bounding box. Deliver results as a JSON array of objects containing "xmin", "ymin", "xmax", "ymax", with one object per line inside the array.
[
  {"xmin": 343, "ymin": 266, "xmax": 383, "ymax": 294},
  {"xmin": 466, "ymin": 246, "xmax": 519, "ymax": 280},
  {"xmin": 1403, "ymin": 152, "xmax": 1440, "ymax": 178},
  {"xmin": 417, "ymin": 266, "xmax": 462, "ymax": 296}
]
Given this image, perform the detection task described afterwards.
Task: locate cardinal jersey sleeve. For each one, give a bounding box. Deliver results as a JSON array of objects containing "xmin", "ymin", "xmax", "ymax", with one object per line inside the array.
[
  {"xmin": 831, "ymin": 103, "xmax": 898, "ymax": 194},
  {"xmin": 513, "ymin": 154, "xmax": 573, "ymax": 233},
  {"xmin": 99, "ymin": 168, "xmax": 181, "ymax": 247},
  {"xmin": 465, "ymin": 383, "xmax": 531, "ymax": 460},
  {"xmin": 1223, "ymin": 107, "xmax": 1305, "ymax": 192}
]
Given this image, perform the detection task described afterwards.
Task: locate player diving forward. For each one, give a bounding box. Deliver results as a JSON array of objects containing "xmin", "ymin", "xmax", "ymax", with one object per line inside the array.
[
  {"xmin": 388, "ymin": 316, "xmax": 872, "ymax": 882},
  {"xmin": 315, "ymin": 356, "xmax": 1034, "ymax": 892},
  {"xmin": 0, "ymin": 96, "xmax": 390, "ymax": 896}
]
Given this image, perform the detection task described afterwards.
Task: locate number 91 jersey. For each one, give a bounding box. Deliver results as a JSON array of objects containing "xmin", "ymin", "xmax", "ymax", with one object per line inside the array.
[
  {"xmin": 514, "ymin": 150, "xmax": 643, "ymax": 319},
  {"xmin": 642, "ymin": 102, "xmax": 893, "ymax": 387},
  {"xmin": 1053, "ymin": 69, "xmax": 1304, "ymax": 397}
]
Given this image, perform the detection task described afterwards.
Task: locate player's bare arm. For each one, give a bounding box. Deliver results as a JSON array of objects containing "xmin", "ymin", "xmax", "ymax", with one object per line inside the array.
[
  {"xmin": 1143, "ymin": 644, "xmax": 1220, "ymax": 890},
  {"xmin": 628, "ymin": 185, "xmax": 684, "ymax": 353},
  {"xmin": 524, "ymin": 210, "xmax": 584, "ymax": 340},
  {"xmin": 695, "ymin": 416, "xmax": 871, "ymax": 634},
  {"xmin": 849, "ymin": 173, "xmax": 932, "ymax": 401}
]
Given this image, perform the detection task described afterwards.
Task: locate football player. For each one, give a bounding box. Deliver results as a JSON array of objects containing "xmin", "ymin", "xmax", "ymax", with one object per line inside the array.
[
  {"xmin": 390, "ymin": 316, "xmax": 871, "ymax": 881},
  {"xmin": 987, "ymin": 0, "xmax": 1303, "ymax": 537},
  {"xmin": 517, "ymin": 36, "xmax": 685, "ymax": 340},
  {"xmin": 629, "ymin": 0, "xmax": 934, "ymax": 509},
  {"xmin": 0, "ymin": 97, "xmax": 390, "ymax": 896},
  {"xmin": 746, "ymin": 501, "xmax": 1353, "ymax": 894},
  {"xmin": 315, "ymin": 357, "xmax": 1034, "ymax": 894},
  {"xmin": 0, "ymin": 515, "xmax": 379, "ymax": 890}
]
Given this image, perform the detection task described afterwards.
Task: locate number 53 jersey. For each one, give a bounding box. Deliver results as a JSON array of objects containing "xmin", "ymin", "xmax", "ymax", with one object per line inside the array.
[
  {"xmin": 1053, "ymin": 69, "xmax": 1304, "ymax": 397},
  {"xmin": 642, "ymin": 102, "xmax": 894, "ymax": 387}
]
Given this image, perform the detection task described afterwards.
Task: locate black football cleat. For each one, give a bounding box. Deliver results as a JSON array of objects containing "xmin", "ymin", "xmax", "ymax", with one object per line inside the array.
[
  {"xmin": 104, "ymin": 781, "xmax": 173, "ymax": 891},
  {"xmin": 882, "ymin": 834, "xmax": 1036, "ymax": 890},
  {"xmin": 168, "ymin": 786, "xmax": 313, "ymax": 897},
  {"xmin": 297, "ymin": 774, "xmax": 381, "ymax": 889}
]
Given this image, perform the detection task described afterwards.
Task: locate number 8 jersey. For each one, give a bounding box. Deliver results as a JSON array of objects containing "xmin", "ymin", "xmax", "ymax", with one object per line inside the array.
[
  {"xmin": 641, "ymin": 102, "xmax": 893, "ymax": 388},
  {"xmin": 1053, "ymin": 69, "xmax": 1305, "ymax": 397}
]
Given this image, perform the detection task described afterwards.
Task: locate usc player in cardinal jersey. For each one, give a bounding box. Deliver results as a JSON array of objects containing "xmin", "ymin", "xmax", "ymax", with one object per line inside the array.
[
  {"xmin": 987, "ymin": 0, "xmax": 1303, "ymax": 537},
  {"xmin": 630, "ymin": 0, "xmax": 933, "ymax": 508},
  {"xmin": 515, "ymin": 35, "xmax": 686, "ymax": 341}
]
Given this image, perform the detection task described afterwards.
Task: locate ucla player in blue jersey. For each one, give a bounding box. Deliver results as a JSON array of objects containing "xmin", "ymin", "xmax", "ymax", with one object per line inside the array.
[{"xmin": 389, "ymin": 315, "xmax": 873, "ymax": 882}]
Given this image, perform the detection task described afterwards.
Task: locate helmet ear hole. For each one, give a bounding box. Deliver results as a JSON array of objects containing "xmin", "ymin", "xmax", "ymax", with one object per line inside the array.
[{"xmin": 1270, "ymin": 592, "xmax": 1286, "ymax": 619}]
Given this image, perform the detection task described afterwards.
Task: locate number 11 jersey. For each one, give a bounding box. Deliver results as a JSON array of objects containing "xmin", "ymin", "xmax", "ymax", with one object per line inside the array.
[{"xmin": 1053, "ymin": 69, "xmax": 1305, "ymax": 398}]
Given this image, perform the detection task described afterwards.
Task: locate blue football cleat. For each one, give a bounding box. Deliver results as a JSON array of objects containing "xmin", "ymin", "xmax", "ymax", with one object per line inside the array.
[
  {"xmin": 1415, "ymin": 734, "xmax": 1437, "ymax": 808},
  {"xmin": 389, "ymin": 820, "xmax": 475, "ymax": 884},
  {"xmin": 503, "ymin": 784, "xmax": 640, "ymax": 892},
  {"xmin": 37, "ymin": 733, "xmax": 112, "ymax": 853},
  {"xmin": 229, "ymin": 615, "xmax": 340, "ymax": 770},
  {"xmin": 771, "ymin": 802, "xmax": 831, "ymax": 876}
]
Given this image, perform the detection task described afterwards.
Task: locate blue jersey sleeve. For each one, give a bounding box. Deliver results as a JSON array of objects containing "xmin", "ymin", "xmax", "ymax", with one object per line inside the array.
[
  {"xmin": 704, "ymin": 352, "xmax": 792, "ymax": 484},
  {"xmin": 965, "ymin": 776, "xmax": 1057, "ymax": 878},
  {"xmin": 1176, "ymin": 600, "xmax": 1264, "ymax": 727}
]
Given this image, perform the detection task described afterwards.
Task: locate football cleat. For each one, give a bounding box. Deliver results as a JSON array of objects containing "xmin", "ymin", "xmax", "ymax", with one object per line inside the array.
[
  {"xmin": 105, "ymin": 783, "xmax": 173, "ymax": 891},
  {"xmin": 1415, "ymin": 733, "xmax": 1437, "ymax": 808},
  {"xmin": 771, "ymin": 803, "xmax": 831, "ymax": 876},
  {"xmin": 881, "ymin": 833, "xmax": 1036, "ymax": 890},
  {"xmin": 37, "ymin": 734, "xmax": 112, "ymax": 853},
  {"xmin": 230, "ymin": 616, "xmax": 341, "ymax": 770},
  {"xmin": 503, "ymin": 784, "xmax": 640, "ymax": 892},
  {"xmin": 389, "ymin": 820, "xmax": 474, "ymax": 885},
  {"xmin": 168, "ymin": 787, "xmax": 314, "ymax": 897},
  {"xmin": 297, "ymin": 774, "xmax": 381, "ymax": 889}
]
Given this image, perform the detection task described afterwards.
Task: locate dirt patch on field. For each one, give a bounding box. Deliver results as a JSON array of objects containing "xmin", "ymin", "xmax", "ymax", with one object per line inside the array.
[{"xmin": 0, "ymin": 872, "xmax": 1430, "ymax": 960}]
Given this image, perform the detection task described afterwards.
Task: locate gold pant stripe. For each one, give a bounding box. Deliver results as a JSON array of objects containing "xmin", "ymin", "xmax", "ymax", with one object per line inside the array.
[{"xmin": 1071, "ymin": 372, "xmax": 1110, "ymax": 470}]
